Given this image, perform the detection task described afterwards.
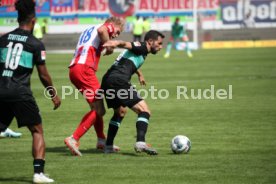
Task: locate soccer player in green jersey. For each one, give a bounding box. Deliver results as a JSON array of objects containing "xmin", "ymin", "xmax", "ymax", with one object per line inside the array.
[
  {"xmin": 0, "ymin": 0, "xmax": 61, "ymax": 183},
  {"xmin": 101, "ymin": 30, "xmax": 165, "ymax": 155},
  {"xmin": 164, "ymin": 17, "xmax": 193, "ymax": 58}
]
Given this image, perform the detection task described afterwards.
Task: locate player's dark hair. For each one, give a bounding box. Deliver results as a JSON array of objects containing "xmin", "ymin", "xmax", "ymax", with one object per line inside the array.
[
  {"xmin": 144, "ymin": 30, "xmax": 165, "ymax": 41},
  {"xmin": 15, "ymin": 0, "xmax": 36, "ymax": 24}
]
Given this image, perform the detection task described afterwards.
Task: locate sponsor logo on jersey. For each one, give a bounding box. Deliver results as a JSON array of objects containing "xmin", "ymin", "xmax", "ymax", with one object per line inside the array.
[{"xmin": 133, "ymin": 42, "xmax": 141, "ymax": 46}]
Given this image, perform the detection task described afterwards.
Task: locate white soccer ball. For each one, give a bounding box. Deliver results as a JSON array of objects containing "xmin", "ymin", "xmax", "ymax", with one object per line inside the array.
[{"xmin": 171, "ymin": 135, "xmax": 191, "ymax": 154}]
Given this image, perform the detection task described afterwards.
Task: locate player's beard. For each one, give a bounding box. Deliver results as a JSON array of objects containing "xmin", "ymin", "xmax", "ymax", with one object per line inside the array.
[{"xmin": 151, "ymin": 48, "xmax": 158, "ymax": 55}]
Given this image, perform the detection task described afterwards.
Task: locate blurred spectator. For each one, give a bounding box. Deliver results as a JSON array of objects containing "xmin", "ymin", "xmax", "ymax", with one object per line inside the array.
[
  {"xmin": 41, "ymin": 18, "xmax": 48, "ymax": 35},
  {"xmin": 242, "ymin": 10, "xmax": 255, "ymax": 28},
  {"xmin": 143, "ymin": 17, "xmax": 151, "ymax": 32},
  {"xmin": 37, "ymin": 0, "xmax": 47, "ymax": 6},
  {"xmin": 132, "ymin": 15, "xmax": 144, "ymax": 42},
  {"xmin": 33, "ymin": 21, "xmax": 43, "ymax": 40},
  {"xmin": 78, "ymin": 0, "xmax": 85, "ymax": 10}
]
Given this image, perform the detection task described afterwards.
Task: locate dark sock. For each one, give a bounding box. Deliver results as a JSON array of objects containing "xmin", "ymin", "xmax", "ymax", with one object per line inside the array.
[
  {"xmin": 33, "ymin": 159, "xmax": 45, "ymax": 174},
  {"xmin": 106, "ymin": 113, "xmax": 123, "ymax": 146},
  {"xmin": 106, "ymin": 124, "xmax": 119, "ymax": 146},
  {"xmin": 136, "ymin": 112, "xmax": 150, "ymax": 142}
]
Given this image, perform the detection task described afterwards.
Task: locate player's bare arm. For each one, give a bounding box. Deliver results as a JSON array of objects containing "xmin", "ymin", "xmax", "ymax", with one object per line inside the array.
[
  {"xmin": 36, "ymin": 64, "xmax": 61, "ymax": 110},
  {"xmin": 103, "ymin": 40, "xmax": 132, "ymax": 50},
  {"xmin": 136, "ymin": 69, "xmax": 146, "ymax": 86},
  {"xmin": 97, "ymin": 25, "xmax": 113, "ymax": 55}
]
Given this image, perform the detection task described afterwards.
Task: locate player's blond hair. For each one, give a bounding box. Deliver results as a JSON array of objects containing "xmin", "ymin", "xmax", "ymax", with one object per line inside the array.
[{"xmin": 105, "ymin": 17, "xmax": 125, "ymax": 29}]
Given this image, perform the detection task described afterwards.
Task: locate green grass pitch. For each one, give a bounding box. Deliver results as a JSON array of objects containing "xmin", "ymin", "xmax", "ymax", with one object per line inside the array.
[{"xmin": 0, "ymin": 48, "xmax": 276, "ymax": 184}]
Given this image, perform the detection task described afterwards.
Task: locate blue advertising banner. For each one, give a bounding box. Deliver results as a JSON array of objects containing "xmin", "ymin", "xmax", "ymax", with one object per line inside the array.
[
  {"xmin": 221, "ymin": 0, "xmax": 276, "ymax": 24},
  {"xmin": 52, "ymin": 0, "xmax": 73, "ymax": 7},
  {"xmin": 0, "ymin": 0, "xmax": 50, "ymax": 17},
  {"xmin": 0, "ymin": 0, "xmax": 16, "ymax": 17},
  {"xmin": 36, "ymin": 0, "xmax": 50, "ymax": 16}
]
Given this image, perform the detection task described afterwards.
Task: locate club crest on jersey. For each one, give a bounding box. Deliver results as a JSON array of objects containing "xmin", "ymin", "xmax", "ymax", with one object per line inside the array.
[
  {"xmin": 108, "ymin": 0, "xmax": 135, "ymax": 17},
  {"xmin": 41, "ymin": 51, "xmax": 46, "ymax": 60}
]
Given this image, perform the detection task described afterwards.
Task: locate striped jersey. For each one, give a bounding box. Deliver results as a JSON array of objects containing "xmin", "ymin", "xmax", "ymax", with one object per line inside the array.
[{"xmin": 69, "ymin": 23, "xmax": 115, "ymax": 71}]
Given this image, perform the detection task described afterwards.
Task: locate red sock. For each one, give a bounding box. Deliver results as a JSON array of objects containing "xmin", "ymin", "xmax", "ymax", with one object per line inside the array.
[
  {"xmin": 73, "ymin": 111, "xmax": 96, "ymax": 141},
  {"xmin": 94, "ymin": 114, "xmax": 106, "ymax": 139}
]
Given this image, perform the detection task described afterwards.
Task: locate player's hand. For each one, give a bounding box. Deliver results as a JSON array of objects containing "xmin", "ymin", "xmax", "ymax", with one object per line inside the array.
[
  {"xmin": 103, "ymin": 46, "xmax": 114, "ymax": 56},
  {"xmin": 138, "ymin": 75, "xmax": 146, "ymax": 86},
  {"xmin": 52, "ymin": 95, "xmax": 61, "ymax": 110}
]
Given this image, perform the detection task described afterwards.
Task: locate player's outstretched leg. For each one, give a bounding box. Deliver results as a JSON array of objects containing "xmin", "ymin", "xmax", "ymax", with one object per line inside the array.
[
  {"xmin": 134, "ymin": 111, "xmax": 158, "ymax": 155},
  {"xmin": 98, "ymin": 138, "xmax": 120, "ymax": 153},
  {"xmin": 186, "ymin": 42, "xmax": 193, "ymax": 58},
  {"xmin": 183, "ymin": 36, "xmax": 193, "ymax": 58},
  {"xmin": 104, "ymin": 108, "xmax": 126, "ymax": 153},
  {"xmin": 134, "ymin": 142, "xmax": 158, "ymax": 155},
  {"xmin": 164, "ymin": 42, "xmax": 172, "ymax": 58},
  {"xmin": 104, "ymin": 123, "xmax": 120, "ymax": 153},
  {"xmin": 64, "ymin": 136, "xmax": 82, "ymax": 156},
  {"xmin": 131, "ymin": 101, "xmax": 158, "ymax": 155},
  {"xmin": 64, "ymin": 110, "xmax": 97, "ymax": 156},
  {"xmin": 94, "ymin": 114, "xmax": 120, "ymax": 152}
]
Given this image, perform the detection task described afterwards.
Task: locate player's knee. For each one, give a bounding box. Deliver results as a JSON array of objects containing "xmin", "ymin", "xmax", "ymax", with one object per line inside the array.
[
  {"xmin": 141, "ymin": 105, "xmax": 150, "ymax": 115},
  {"xmin": 28, "ymin": 124, "xmax": 43, "ymax": 134},
  {"xmin": 138, "ymin": 111, "xmax": 151, "ymax": 120},
  {"xmin": 115, "ymin": 107, "xmax": 127, "ymax": 118},
  {"xmin": 137, "ymin": 108, "xmax": 151, "ymax": 116},
  {"xmin": 92, "ymin": 102, "xmax": 106, "ymax": 116},
  {"xmin": 119, "ymin": 108, "xmax": 127, "ymax": 117},
  {"xmin": 144, "ymin": 109, "xmax": 151, "ymax": 116},
  {"xmin": 132, "ymin": 100, "xmax": 150, "ymax": 115},
  {"xmin": 96, "ymin": 108, "xmax": 106, "ymax": 116}
]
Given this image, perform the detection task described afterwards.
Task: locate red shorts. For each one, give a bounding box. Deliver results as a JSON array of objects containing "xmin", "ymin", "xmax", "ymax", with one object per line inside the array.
[{"xmin": 69, "ymin": 64, "xmax": 100, "ymax": 103}]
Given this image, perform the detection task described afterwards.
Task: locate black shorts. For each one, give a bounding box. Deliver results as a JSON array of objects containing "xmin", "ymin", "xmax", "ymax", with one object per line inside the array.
[
  {"xmin": 0, "ymin": 99, "xmax": 42, "ymax": 128},
  {"xmin": 101, "ymin": 78, "xmax": 142, "ymax": 109}
]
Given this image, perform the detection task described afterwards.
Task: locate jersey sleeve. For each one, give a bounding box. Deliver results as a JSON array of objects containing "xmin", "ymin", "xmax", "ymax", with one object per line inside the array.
[
  {"xmin": 33, "ymin": 42, "xmax": 46, "ymax": 65},
  {"xmin": 130, "ymin": 42, "xmax": 148, "ymax": 55}
]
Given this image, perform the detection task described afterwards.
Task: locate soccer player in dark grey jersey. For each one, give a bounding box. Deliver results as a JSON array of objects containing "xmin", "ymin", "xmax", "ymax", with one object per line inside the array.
[
  {"xmin": 0, "ymin": 0, "xmax": 61, "ymax": 183},
  {"xmin": 101, "ymin": 30, "xmax": 164, "ymax": 155}
]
